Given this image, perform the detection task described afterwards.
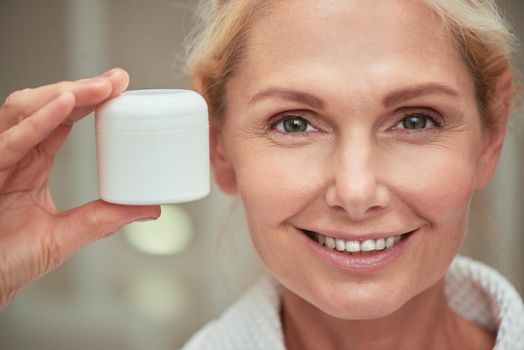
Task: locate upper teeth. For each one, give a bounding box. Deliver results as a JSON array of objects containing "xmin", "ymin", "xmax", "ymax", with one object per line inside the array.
[{"xmin": 316, "ymin": 232, "xmax": 401, "ymax": 253}]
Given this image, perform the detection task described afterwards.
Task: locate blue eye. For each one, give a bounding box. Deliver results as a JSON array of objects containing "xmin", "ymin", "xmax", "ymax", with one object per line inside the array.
[
  {"xmin": 396, "ymin": 113, "xmax": 437, "ymax": 130},
  {"xmin": 274, "ymin": 116, "xmax": 316, "ymax": 133}
]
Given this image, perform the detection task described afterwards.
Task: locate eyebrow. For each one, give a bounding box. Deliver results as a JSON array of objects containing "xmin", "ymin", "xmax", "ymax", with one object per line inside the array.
[
  {"xmin": 247, "ymin": 83, "xmax": 461, "ymax": 109},
  {"xmin": 382, "ymin": 83, "xmax": 462, "ymax": 107},
  {"xmin": 248, "ymin": 88, "xmax": 325, "ymax": 109}
]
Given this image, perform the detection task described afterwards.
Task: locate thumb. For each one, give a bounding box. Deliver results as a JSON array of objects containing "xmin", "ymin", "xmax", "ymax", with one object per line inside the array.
[{"xmin": 59, "ymin": 199, "xmax": 161, "ymax": 251}]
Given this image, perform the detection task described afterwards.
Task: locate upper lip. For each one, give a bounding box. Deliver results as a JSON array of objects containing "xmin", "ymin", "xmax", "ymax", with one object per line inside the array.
[{"xmin": 299, "ymin": 227, "xmax": 417, "ymax": 241}]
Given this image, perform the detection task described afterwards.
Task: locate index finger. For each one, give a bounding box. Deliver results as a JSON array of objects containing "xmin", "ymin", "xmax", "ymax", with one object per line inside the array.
[{"xmin": 0, "ymin": 68, "xmax": 129, "ymax": 131}]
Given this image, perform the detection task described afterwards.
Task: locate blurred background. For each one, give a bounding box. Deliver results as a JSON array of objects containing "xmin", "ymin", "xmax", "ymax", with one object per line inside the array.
[{"xmin": 0, "ymin": 0, "xmax": 522, "ymax": 349}]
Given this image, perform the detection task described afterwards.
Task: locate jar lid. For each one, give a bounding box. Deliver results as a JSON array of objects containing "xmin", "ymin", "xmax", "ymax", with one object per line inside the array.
[{"xmin": 95, "ymin": 89, "xmax": 208, "ymax": 130}]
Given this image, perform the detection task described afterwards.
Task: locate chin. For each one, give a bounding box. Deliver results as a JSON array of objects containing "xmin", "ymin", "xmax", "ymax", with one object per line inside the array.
[
  {"xmin": 280, "ymin": 275, "xmax": 420, "ymax": 321},
  {"xmin": 313, "ymin": 286, "xmax": 411, "ymax": 320},
  {"xmin": 317, "ymin": 296, "xmax": 407, "ymax": 320}
]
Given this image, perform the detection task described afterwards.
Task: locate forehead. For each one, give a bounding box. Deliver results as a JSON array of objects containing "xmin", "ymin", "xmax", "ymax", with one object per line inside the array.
[{"xmin": 232, "ymin": 0, "xmax": 473, "ymax": 101}]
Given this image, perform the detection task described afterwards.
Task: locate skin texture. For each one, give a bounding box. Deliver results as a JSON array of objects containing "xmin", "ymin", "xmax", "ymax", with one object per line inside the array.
[
  {"xmin": 208, "ymin": 0, "xmax": 511, "ymax": 348},
  {"xmin": 0, "ymin": 0, "xmax": 512, "ymax": 347}
]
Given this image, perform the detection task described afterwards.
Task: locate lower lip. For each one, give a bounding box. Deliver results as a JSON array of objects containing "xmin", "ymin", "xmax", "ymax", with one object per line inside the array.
[{"xmin": 297, "ymin": 228, "xmax": 415, "ymax": 273}]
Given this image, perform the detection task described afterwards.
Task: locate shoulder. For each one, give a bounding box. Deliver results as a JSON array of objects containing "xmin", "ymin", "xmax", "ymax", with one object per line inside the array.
[
  {"xmin": 446, "ymin": 255, "xmax": 524, "ymax": 349},
  {"xmin": 181, "ymin": 276, "xmax": 286, "ymax": 350}
]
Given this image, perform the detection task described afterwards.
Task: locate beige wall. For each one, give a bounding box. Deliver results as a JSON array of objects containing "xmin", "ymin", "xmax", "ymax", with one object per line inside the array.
[
  {"xmin": 0, "ymin": 1, "xmax": 522, "ymax": 349},
  {"xmin": 0, "ymin": 0, "xmax": 67, "ymax": 95}
]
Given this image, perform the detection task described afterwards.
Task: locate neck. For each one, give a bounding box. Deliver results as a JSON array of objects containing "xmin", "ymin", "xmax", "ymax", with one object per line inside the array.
[{"xmin": 281, "ymin": 278, "xmax": 493, "ymax": 350}]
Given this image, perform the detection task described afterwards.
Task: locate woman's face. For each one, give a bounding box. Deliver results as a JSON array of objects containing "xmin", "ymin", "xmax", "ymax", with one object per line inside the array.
[{"xmin": 213, "ymin": 0, "xmax": 498, "ymax": 319}]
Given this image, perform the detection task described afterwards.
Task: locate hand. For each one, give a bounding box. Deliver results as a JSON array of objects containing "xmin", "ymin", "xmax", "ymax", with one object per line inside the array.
[{"xmin": 0, "ymin": 68, "xmax": 161, "ymax": 309}]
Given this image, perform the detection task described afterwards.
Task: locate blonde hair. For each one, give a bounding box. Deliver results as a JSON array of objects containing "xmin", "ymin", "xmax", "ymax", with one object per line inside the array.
[
  {"xmin": 185, "ymin": 0, "xmax": 519, "ymax": 126},
  {"xmin": 422, "ymin": 0, "xmax": 519, "ymax": 125},
  {"xmin": 184, "ymin": 0, "xmax": 274, "ymax": 121}
]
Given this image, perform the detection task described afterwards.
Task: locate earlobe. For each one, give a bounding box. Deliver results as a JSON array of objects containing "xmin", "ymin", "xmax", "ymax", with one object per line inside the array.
[{"xmin": 474, "ymin": 69, "xmax": 514, "ymax": 189}]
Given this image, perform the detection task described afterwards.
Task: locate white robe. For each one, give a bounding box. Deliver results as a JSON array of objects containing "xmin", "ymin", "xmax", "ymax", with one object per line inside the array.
[{"xmin": 183, "ymin": 256, "xmax": 524, "ymax": 349}]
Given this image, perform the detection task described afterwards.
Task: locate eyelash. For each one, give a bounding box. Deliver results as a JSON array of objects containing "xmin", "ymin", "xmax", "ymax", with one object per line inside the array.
[
  {"xmin": 267, "ymin": 111, "xmax": 443, "ymax": 136},
  {"xmin": 268, "ymin": 113, "xmax": 317, "ymax": 136},
  {"xmin": 392, "ymin": 112, "xmax": 443, "ymax": 134}
]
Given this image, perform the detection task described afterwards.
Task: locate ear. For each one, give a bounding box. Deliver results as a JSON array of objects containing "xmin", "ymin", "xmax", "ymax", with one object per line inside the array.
[
  {"xmin": 192, "ymin": 76, "xmax": 238, "ymax": 195},
  {"xmin": 474, "ymin": 69, "xmax": 514, "ymax": 189}
]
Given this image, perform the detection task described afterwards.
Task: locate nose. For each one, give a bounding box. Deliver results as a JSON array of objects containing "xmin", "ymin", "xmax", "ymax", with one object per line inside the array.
[{"xmin": 325, "ymin": 137, "xmax": 390, "ymax": 220}]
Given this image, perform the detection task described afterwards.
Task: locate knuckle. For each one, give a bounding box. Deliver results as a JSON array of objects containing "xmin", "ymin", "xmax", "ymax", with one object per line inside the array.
[
  {"xmin": 56, "ymin": 80, "xmax": 76, "ymax": 94},
  {"xmin": 87, "ymin": 207, "xmax": 115, "ymax": 240},
  {"xmin": 56, "ymin": 81, "xmax": 68, "ymax": 91},
  {"xmin": 88, "ymin": 208, "xmax": 102, "ymax": 228},
  {"xmin": 40, "ymin": 232, "xmax": 64, "ymax": 274}
]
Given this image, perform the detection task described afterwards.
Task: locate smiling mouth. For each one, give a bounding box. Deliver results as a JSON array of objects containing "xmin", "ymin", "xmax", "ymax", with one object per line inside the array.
[{"xmin": 301, "ymin": 229, "xmax": 416, "ymax": 254}]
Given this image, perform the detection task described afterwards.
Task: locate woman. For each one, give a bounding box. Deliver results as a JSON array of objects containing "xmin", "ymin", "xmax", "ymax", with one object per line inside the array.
[{"xmin": 0, "ymin": 0, "xmax": 522, "ymax": 349}]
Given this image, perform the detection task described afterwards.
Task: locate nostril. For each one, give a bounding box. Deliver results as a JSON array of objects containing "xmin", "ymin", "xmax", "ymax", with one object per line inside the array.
[
  {"xmin": 325, "ymin": 173, "xmax": 391, "ymax": 220},
  {"xmin": 330, "ymin": 202, "xmax": 387, "ymax": 221}
]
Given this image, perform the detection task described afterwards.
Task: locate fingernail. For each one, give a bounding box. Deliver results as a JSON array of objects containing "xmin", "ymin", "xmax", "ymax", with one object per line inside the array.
[{"xmin": 135, "ymin": 217, "xmax": 158, "ymax": 222}]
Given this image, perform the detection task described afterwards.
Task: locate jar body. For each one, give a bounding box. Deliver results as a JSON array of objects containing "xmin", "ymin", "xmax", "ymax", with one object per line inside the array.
[{"xmin": 96, "ymin": 126, "xmax": 209, "ymax": 205}]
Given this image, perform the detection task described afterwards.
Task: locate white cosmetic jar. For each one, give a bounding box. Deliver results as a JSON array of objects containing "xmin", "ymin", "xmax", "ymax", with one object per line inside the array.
[{"xmin": 95, "ymin": 89, "xmax": 210, "ymax": 205}]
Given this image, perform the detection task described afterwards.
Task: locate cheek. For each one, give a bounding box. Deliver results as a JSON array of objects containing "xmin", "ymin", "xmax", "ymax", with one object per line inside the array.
[
  {"xmin": 234, "ymin": 142, "xmax": 328, "ymax": 225},
  {"xmin": 384, "ymin": 143, "xmax": 478, "ymax": 296},
  {"xmin": 388, "ymin": 143, "xmax": 477, "ymax": 226},
  {"xmin": 231, "ymin": 140, "xmax": 330, "ymax": 265}
]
